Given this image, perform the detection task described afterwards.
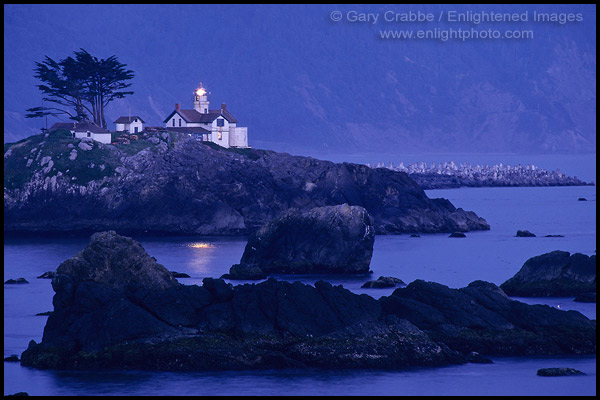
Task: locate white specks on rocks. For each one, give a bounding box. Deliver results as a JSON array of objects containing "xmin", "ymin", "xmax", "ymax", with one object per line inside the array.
[{"xmin": 69, "ymin": 149, "xmax": 78, "ymax": 160}]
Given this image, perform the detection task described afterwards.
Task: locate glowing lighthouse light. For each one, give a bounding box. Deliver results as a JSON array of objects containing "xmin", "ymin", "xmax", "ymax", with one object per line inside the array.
[{"xmin": 195, "ymin": 87, "xmax": 206, "ymax": 97}]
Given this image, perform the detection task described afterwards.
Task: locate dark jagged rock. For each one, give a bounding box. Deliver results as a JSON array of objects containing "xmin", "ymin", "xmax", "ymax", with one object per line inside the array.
[
  {"xmin": 37, "ymin": 271, "xmax": 56, "ymax": 279},
  {"xmin": 544, "ymin": 234, "xmax": 564, "ymax": 238},
  {"xmin": 228, "ymin": 204, "xmax": 375, "ymax": 275},
  {"xmin": 20, "ymin": 232, "xmax": 596, "ymax": 372},
  {"xmin": 500, "ymin": 251, "xmax": 596, "ymax": 297},
  {"xmin": 537, "ymin": 368, "xmax": 586, "ymax": 376},
  {"xmin": 4, "ymin": 135, "xmax": 490, "ymax": 236},
  {"xmin": 362, "ymin": 276, "xmax": 405, "ymax": 289},
  {"xmin": 574, "ymin": 292, "xmax": 596, "ymax": 303},
  {"xmin": 380, "ymin": 280, "xmax": 596, "ymax": 356},
  {"xmin": 577, "ymin": 198, "xmax": 587, "ymax": 201},
  {"xmin": 6, "ymin": 393, "xmax": 29, "ymax": 397},
  {"xmin": 4, "ymin": 355, "xmax": 20, "ymax": 362},
  {"xmin": 4, "ymin": 278, "xmax": 29, "ymax": 284},
  {"xmin": 516, "ymin": 230, "xmax": 536, "ymax": 237},
  {"xmin": 449, "ymin": 232, "xmax": 466, "ymax": 238}
]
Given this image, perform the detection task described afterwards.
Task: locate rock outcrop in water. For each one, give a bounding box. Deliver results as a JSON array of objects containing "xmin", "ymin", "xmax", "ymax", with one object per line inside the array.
[
  {"xmin": 500, "ymin": 251, "xmax": 596, "ymax": 297},
  {"xmin": 20, "ymin": 232, "xmax": 596, "ymax": 371},
  {"xmin": 4, "ymin": 131, "xmax": 490, "ymax": 236},
  {"xmin": 224, "ymin": 204, "xmax": 375, "ymax": 278}
]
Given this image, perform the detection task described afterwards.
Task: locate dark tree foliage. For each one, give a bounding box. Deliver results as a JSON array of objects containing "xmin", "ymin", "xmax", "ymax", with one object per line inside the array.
[{"xmin": 26, "ymin": 49, "xmax": 134, "ymax": 128}]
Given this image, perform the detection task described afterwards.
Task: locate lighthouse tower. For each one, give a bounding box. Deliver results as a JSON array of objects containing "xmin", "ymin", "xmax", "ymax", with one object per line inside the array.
[{"xmin": 193, "ymin": 83, "xmax": 210, "ymax": 114}]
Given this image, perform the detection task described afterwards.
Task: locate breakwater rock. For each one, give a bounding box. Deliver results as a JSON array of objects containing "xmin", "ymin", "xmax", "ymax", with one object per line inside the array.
[{"xmin": 20, "ymin": 232, "xmax": 595, "ymax": 371}]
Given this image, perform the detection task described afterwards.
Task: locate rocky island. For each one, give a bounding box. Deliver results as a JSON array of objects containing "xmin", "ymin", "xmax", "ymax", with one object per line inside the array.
[
  {"xmin": 4, "ymin": 130, "xmax": 489, "ymax": 236},
  {"xmin": 20, "ymin": 231, "xmax": 596, "ymax": 372}
]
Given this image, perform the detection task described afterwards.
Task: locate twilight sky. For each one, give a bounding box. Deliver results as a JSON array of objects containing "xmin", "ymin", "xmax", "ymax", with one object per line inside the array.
[{"xmin": 3, "ymin": 4, "xmax": 596, "ymax": 155}]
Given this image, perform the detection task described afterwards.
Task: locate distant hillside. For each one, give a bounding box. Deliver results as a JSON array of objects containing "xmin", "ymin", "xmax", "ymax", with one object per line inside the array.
[
  {"xmin": 3, "ymin": 4, "xmax": 596, "ymax": 154},
  {"xmin": 4, "ymin": 130, "xmax": 489, "ymax": 235}
]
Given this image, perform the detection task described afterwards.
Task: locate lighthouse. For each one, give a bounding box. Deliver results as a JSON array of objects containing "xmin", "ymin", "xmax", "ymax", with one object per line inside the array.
[{"xmin": 193, "ymin": 83, "xmax": 210, "ymax": 114}]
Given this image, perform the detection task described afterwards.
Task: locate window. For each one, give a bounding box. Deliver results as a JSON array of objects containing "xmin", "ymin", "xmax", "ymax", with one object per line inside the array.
[
  {"xmin": 179, "ymin": 119, "xmax": 182, "ymax": 127},
  {"xmin": 217, "ymin": 118, "xmax": 224, "ymax": 127},
  {"xmin": 172, "ymin": 119, "xmax": 175, "ymax": 127},
  {"xmin": 218, "ymin": 132, "xmax": 222, "ymax": 140},
  {"xmin": 134, "ymin": 127, "xmax": 138, "ymax": 133},
  {"xmin": 204, "ymin": 108, "xmax": 208, "ymax": 113},
  {"xmin": 87, "ymin": 132, "xmax": 91, "ymax": 137}
]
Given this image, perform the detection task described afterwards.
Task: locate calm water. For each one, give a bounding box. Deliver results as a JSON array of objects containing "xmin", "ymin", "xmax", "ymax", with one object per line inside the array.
[{"xmin": 3, "ymin": 184, "xmax": 596, "ymax": 396}]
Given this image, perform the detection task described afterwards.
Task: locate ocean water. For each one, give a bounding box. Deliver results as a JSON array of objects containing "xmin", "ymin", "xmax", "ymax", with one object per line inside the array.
[{"xmin": 3, "ymin": 184, "xmax": 596, "ymax": 396}]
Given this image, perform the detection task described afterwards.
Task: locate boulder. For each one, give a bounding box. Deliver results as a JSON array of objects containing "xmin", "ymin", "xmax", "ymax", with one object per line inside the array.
[
  {"xmin": 500, "ymin": 251, "xmax": 596, "ymax": 296},
  {"xmin": 4, "ymin": 355, "xmax": 20, "ymax": 362},
  {"xmin": 537, "ymin": 368, "xmax": 586, "ymax": 376},
  {"xmin": 37, "ymin": 271, "xmax": 56, "ymax": 279},
  {"xmin": 229, "ymin": 204, "xmax": 375, "ymax": 275},
  {"xmin": 362, "ymin": 276, "xmax": 405, "ymax": 288},
  {"xmin": 516, "ymin": 230, "xmax": 536, "ymax": 237},
  {"xmin": 577, "ymin": 198, "xmax": 587, "ymax": 201}
]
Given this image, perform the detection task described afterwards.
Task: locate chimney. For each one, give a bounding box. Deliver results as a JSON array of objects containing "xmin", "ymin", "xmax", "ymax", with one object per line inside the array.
[
  {"xmin": 221, "ymin": 103, "xmax": 227, "ymax": 110},
  {"xmin": 175, "ymin": 103, "xmax": 181, "ymax": 111}
]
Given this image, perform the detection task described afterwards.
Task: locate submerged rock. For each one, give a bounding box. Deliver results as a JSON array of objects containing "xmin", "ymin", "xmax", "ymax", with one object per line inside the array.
[
  {"xmin": 500, "ymin": 251, "xmax": 596, "ymax": 297},
  {"xmin": 228, "ymin": 204, "xmax": 375, "ymax": 275},
  {"xmin": 20, "ymin": 232, "xmax": 596, "ymax": 372},
  {"xmin": 449, "ymin": 232, "xmax": 466, "ymax": 238},
  {"xmin": 4, "ymin": 278, "xmax": 29, "ymax": 284},
  {"xmin": 362, "ymin": 276, "xmax": 405, "ymax": 288},
  {"xmin": 4, "ymin": 355, "xmax": 20, "ymax": 362},
  {"xmin": 516, "ymin": 230, "xmax": 536, "ymax": 237},
  {"xmin": 537, "ymin": 368, "xmax": 586, "ymax": 376}
]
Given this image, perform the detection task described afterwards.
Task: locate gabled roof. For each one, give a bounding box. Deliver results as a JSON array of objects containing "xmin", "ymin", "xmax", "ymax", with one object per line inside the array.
[
  {"xmin": 163, "ymin": 108, "xmax": 238, "ymax": 124},
  {"xmin": 114, "ymin": 116, "xmax": 145, "ymax": 124},
  {"xmin": 49, "ymin": 121, "xmax": 110, "ymax": 133}
]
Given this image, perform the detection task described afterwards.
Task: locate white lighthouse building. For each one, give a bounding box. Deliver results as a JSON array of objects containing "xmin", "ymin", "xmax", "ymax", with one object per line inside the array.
[{"xmin": 163, "ymin": 83, "xmax": 249, "ymax": 148}]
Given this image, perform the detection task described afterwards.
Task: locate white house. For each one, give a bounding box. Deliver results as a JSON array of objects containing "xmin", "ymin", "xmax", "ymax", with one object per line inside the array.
[
  {"xmin": 114, "ymin": 116, "xmax": 144, "ymax": 133},
  {"xmin": 163, "ymin": 83, "xmax": 249, "ymax": 148},
  {"xmin": 50, "ymin": 121, "xmax": 112, "ymax": 144}
]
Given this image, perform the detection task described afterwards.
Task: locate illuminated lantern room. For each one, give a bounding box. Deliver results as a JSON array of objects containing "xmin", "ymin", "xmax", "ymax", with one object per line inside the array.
[{"xmin": 193, "ymin": 83, "xmax": 210, "ymax": 114}]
